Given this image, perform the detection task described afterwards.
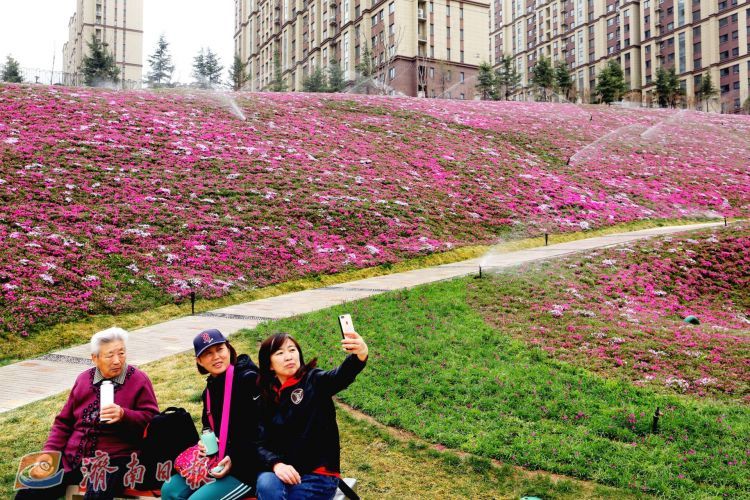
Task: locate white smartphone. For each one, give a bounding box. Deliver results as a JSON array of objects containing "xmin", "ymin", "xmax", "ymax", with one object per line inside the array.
[{"xmin": 338, "ymin": 314, "xmax": 355, "ymax": 339}]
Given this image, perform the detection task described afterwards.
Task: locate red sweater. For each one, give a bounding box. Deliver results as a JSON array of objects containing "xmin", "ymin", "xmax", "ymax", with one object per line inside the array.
[{"xmin": 44, "ymin": 365, "xmax": 159, "ymax": 471}]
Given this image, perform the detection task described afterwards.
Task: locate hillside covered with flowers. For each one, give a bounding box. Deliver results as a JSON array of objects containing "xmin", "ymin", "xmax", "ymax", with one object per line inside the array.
[{"xmin": 1, "ymin": 84, "xmax": 749, "ymax": 337}]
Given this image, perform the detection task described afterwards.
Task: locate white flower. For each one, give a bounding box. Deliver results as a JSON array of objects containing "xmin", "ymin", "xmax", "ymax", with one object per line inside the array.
[
  {"xmin": 40, "ymin": 274, "xmax": 55, "ymax": 284},
  {"xmin": 365, "ymin": 244, "xmax": 380, "ymax": 255},
  {"xmin": 126, "ymin": 263, "xmax": 139, "ymax": 273},
  {"xmin": 665, "ymin": 377, "xmax": 690, "ymax": 392}
]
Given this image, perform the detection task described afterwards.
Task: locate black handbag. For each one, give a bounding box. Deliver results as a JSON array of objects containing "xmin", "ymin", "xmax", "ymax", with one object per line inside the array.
[{"xmin": 140, "ymin": 407, "xmax": 200, "ymax": 488}]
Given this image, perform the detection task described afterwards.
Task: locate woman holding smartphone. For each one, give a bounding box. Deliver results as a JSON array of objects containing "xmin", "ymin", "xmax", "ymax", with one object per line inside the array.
[
  {"xmin": 255, "ymin": 329, "xmax": 368, "ymax": 499},
  {"xmin": 161, "ymin": 329, "xmax": 261, "ymax": 500}
]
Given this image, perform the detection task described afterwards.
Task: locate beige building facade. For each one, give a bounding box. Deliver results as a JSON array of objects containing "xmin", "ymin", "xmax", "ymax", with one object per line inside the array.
[
  {"xmin": 63, "ymin": 0, "xmax": 144, "ymax": 85},
  {"xmin": 235, "ymin": 0, "xmax": 489, "ymax": 98},
  {"xmin": 491, "ymin": 0, "xmax": 749, "ymax": 111}
]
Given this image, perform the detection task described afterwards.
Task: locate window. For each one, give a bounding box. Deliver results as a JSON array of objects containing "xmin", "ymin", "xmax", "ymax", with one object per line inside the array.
[
  {"xmin": 447, "ymin": 27, "xmax": 451, "ymax": 38},
  {"xmin": 720, "ymin": 50, "xmax": 729, "ymax": 60},
  {"xmin": 447, "ymin": 48, "xmax": 451, "ymax": 60},
  {"xmin": 430, "ymin": 67, "xmax": 434, "ymax": 78},
  {"xmin": 460, "ymin": 28, "xmax": 464, "ymax": 40},
  {"xmin": 388, "ymin": 67, "xmax": 395, "ymax": 79},
  {"xmin": 718, "ymin": 17, "xmax": 729, "ymax": 27},
  {"xmin": 720, "ymin": 34, "xmax": 729, "ymax": 43},
  {"xmin": 460, "ymin": 71, "xmax": 464, "ymax": 82},
  {"xmin": 731, "ymin": 30, "xmax": 738, "ymax": 39},
  {"xmin": 719, "ymin": 68, "xmax": 728, "ymax": 78},
  {"xmin": 379, "ymin": 9, "xmax": 384, "ymax": 21},
  {"xmin": 371, "ymin": 14, "xmax": 377, "ymax": 26},
  {"xmin": 446, "ymin": 5, "xmax": 450, "ymax": 16},
  {"xmin": 460, "ymin": 7, "xmax": 463, "ymax": 19},
  {"xmin": 694, "ymin": 58, "xmax": 701, "ymax": 69},
  {"xmin": 694, "ymin": 42, "xmax": 701, "ymax": 52},
  {"xmin": 389, "ymin": 1, "xmax": 395, "ymax": 13},
  {"xmin": 389, "ymin": 23, "xmax": 394, "ymax": 35}
]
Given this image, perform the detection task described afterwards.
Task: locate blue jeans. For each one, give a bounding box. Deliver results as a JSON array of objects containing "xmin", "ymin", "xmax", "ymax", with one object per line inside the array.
[
  {"xmin": 160, "ymin": 473, "xmax": 253, "ymax": 500},
  {"xmin": 256, "ymin": 472, "xmax": 339, "ymax": 500}
]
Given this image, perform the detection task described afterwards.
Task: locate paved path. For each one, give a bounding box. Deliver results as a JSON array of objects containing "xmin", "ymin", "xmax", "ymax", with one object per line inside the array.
[{"xmin": 0, "ymin": 222, "xmax": 724, "ymax": 413}]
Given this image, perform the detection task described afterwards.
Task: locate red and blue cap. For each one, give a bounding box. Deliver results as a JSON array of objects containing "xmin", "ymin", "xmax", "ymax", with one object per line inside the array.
[{"xmin": 193, "ymin": 329, "xmax": 227, "ymax": 357}]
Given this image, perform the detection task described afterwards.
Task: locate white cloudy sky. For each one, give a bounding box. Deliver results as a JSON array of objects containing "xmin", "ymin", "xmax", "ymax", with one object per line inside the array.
[{"xmin": 0, "ymin": 0, "xmax": 234, "ymax": 83}]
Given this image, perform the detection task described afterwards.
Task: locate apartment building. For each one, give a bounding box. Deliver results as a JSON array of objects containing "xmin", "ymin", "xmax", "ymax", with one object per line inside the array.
[
  {"xmin": 491, "ymin": 0, "xmax": 749, "ymax": 111},
  {"xmin": 63, "ymin": 0, "xmax": 144, "ymax": 85},
  {"xmin": 235, "ymin": 0, "xmax": 489, "ymax": 98}
]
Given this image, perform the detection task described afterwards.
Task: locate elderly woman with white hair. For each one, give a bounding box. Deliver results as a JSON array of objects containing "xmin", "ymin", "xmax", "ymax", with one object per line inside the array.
[{"xmin": 15, "ymin": 327, "xmax": 159, "ymax": 500}]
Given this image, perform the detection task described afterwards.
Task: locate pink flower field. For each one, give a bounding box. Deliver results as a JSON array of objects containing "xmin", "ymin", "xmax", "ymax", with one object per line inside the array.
[
  {"xmin": 471, "ymin": 223, "xmax": 750, "ymax": 401},
  {"xmin": 1, "ymin": 83, "xmax": 749, "ymax": 338}
]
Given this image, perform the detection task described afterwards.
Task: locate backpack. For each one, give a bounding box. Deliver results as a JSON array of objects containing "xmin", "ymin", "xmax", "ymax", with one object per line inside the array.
[{"xmin": 140, "ymin": 407, "xmax": 200, "ymax": 489}]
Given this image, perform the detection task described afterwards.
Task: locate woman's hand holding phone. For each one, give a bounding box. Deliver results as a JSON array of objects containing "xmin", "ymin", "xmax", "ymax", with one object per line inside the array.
[{"xmin": 342, "ymin": 331, "xmax": 368, "ymax": 361}]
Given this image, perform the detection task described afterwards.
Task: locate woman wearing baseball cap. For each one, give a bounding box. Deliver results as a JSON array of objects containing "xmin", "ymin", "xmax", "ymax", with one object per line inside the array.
[{"xmin": 161, "ymin": 329, "xmax": 261, "ymax": 499}]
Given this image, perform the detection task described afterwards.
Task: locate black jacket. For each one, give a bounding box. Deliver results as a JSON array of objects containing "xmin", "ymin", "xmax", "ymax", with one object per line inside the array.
[
  {"xmin": 201, "ymin": 354, "xmax": 261, "ymax": 486},
  {"xmin": 258, "ymin": 354, "xmax": 367, "ymax": 474}
]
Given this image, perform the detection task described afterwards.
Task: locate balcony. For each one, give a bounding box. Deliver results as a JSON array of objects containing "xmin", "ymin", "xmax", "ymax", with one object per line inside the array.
[
  {"xmin": 418, "ymin": 9, "xmax": 427, "ymax": 20},
  {"xmin": 418, "ymin": 32, "xmax": 427, "ymax": 43}
]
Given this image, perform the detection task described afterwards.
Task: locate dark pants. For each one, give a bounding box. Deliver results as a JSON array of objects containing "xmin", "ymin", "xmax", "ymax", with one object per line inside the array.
[{"xmin": 15, "ymin": 457, "xmax": 129, "ymax": 500}]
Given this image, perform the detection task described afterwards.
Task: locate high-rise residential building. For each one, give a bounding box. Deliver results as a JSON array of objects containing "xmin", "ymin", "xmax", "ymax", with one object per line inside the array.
[
  {"xmin": 235, "ymin": 0, "xmax": 489, "ymax": 98},
  {"xmin": 491, "ymin": 0, "xmax": 749, "ymax": 112},
  {"xmin": 63, "ymin": 0, "xmax": 144, "ymax": 86}
]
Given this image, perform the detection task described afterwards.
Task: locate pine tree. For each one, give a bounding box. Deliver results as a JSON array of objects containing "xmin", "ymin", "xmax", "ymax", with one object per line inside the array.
[
  {"xmin": 494, "ymin": 55, "xmax": 521, "ymax": 100},
  {"xmin": 147, "ymin": 34, "xmax": 175, "ymax": 88},
  {"xmin": 1, "ymin": 55, "xmax": 23, "ymax": 83},
  {"xmin": 327, "ymin": 60, "xmax": 346, "ymax": 92},
  {"xmin": 204, "ymin": 49, "xmax": 224, "ymax": 87},
  {"xmin": 356, "ymin": 43, "xmax": 374, "ymax": 78},
  {"xmin": 696, "ymin": 72, "xmax": 717, "ymax": 112},
  {"xmin": 302, "ymin": 66, "xmax": 327, "ymax": 92},
  {"xmin": 192, "ymin": 49, "xmax": 207, "ymax": 87},
  {"xmin": 475, "ymin": 61, "xmax": 497, "ymax": 100},
  {"xmin": 554, "ymin": 61, "xmax": 573, "ymax": 101},
  {"xmin": 193, "ymin": 48, "xmax": 223, "ymax": 88},
  {"xmin": 228, "ymin": 54, "xmax": 248, "ymax": 91},
  {"xmin": 530, "ymin": 56, "xmax": 554, "ymax": 101},
  {"xmin": 81, "ymin": 34, "xmax": 120, "ymax": 86},
  {"xmin": 270, "ymin": 49, "xmax": 287, "ymax": 91},
  {"xmin": 595, "ymin": 59, "xmax": 627, "ymax": 104}
]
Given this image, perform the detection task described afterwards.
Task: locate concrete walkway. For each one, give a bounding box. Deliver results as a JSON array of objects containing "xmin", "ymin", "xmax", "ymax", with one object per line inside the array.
[{"xmin": 0, "ymin": 222, "xmax": 724, "ymax": 413}]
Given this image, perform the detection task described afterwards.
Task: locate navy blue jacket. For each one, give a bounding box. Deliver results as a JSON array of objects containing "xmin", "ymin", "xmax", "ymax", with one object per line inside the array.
[{"xmin": 258, "ymin": 354, "xmax": 367, "ymax": 474}]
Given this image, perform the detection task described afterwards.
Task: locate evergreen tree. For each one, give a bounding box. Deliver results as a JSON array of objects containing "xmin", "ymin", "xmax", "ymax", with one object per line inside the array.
[
  {"xmin": 494, "ymin": 55, "xmax": 521, "ymax": 100},
  {"xmin": 554, "ymin": 61, "xmax": 573, "ymax": 101},
  {"xmin": 270, "ymin": 49, "xmax": 287, "ymax": 91},
  {"xmin": 327, "ymin": 60, "xmax": 346, "ymax": 92},
  {"xmin": 744, "ymin": 96, "xmax": 750, "ymax": 114},
  {"xmin": 203, "ymin": 49, "xmax": 224, "ymax": 87},
  {"xmin": 147, "ymin": 34, "xmax": 175, "ymax": 88},
  {"xmin": 302, "ymin": 66, "xmax": 327, "ymax": 92},
  {"xmin": 192, "ymin": 49, "xmax": 207, "ymax": 87},
  {"xmin": 228, "ymin": 54, "xmax": 248, "ymax": 91},
  {"xmin": 696, "ymin": 72, "xmax": 717, "ymax": 112},
  {"xmin": 655, "ymin": 66, "xmax": 681, "ymax": 108},
  {"xmin": 356, "ymin": 43, "xmax": 374, "ymax": 78},
  {"xmin": 595, "ymin": 59, "xmax": 627, "ymax": 104},
  {"xmin": 530, "ymin": 55, "xmax": 554, "ymax": 101},
  {"xmin": 81, "ymin": 34, "xmax": 120, "ymax": 86},
  {"xmin": 1, "ymin": 55, "xmax": 23, "ymax": 83},
  {"xmin": 475, "ymin": 61, "xmax": 497, "ymax": 100}
]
